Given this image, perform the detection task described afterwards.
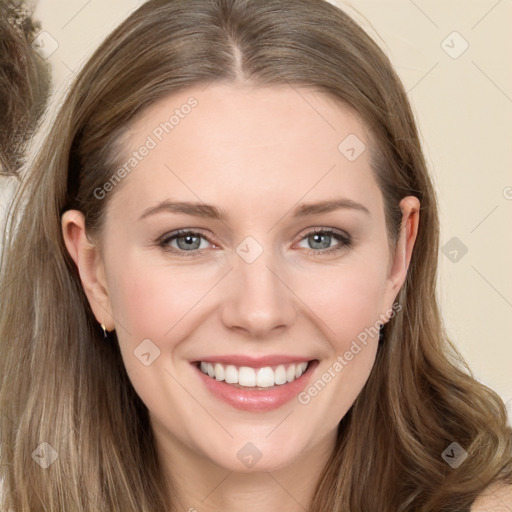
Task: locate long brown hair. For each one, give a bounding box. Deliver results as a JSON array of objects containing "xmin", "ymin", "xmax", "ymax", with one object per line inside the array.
[{"xmin": 1, "ymin": 0, "xmax": 511, "ymax": 510}]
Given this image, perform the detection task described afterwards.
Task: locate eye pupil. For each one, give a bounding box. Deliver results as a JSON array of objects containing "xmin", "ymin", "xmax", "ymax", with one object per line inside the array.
[
  {"xmin": 177, "ymin": 234, "xmax": 201, "ymax": 250},
  {"xmin": 309, "ymin": 233, "xmax": 331, "ymax": 250}
]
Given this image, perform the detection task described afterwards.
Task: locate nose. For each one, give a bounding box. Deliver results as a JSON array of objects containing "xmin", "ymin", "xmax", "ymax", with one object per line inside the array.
[{"xmin": 220, "ymin": 247, "xmax": 297, "ymax": 338}]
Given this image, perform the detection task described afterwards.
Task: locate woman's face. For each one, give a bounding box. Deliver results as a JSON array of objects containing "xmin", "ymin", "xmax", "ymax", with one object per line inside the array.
[{"xmin": 63, "ymin": 83, "xmax": 418, "ymax": 474}]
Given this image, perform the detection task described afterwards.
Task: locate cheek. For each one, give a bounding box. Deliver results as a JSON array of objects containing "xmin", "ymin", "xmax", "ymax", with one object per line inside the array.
[
  {"xmin": 108, "ymin": 251, "xmax": 390, "ymax": 343},
  {"xmin": 105, "ymin": 258, "xmax": 208, "ymax": 419},
  {"xmin": 299, "ymin": 257, "xmax": 390, "ymax": 344},
  {"xmin": 295, "ymin": 264, "xmax": 387, "ymax": 422},
  {"xmin": 107, "ymin": 255, "xmax": 218, "ymax": 341}
]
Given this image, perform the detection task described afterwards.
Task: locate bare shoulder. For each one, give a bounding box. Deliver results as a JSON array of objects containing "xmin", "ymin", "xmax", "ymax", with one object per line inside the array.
[{"xmin": 471, "ymin": 482, "xmax": 512, "ymax": 511}]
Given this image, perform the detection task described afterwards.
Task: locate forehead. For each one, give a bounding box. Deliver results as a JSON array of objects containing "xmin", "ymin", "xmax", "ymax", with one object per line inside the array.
[
  {"xmin": 107, "ymin": 83, "xmax": 382, "ymax": 222},
  {"xmin": 125, "ymin": 82, "xmax": 367, "ymax": 155}
]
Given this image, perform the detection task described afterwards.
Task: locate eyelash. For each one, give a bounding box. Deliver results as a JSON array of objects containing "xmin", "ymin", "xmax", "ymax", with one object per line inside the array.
[{"xmin": 156, "ymin": 228, "xmax": 352, "ymax": 258}]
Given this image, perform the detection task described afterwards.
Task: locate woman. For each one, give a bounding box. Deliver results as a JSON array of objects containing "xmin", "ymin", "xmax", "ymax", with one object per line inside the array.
[{"xmin": 1, "ymin": 0, "xmax": 511, "ymax": 510}]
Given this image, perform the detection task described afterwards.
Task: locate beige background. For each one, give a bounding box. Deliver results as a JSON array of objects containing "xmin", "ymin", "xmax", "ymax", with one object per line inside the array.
[{"xmin": 1, "ymin": 0, "xmax": 511, "ymax": 419}]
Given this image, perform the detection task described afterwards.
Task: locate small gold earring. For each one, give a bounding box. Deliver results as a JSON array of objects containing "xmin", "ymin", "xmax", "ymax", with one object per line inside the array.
[{"xmin": 101, "ymin": 322, "xmax": 108, "ymax": 339}]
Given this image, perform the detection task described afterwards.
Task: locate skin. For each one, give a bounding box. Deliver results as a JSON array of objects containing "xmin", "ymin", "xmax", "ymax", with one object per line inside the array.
[
  {"xmin": 62, "ymin": 83, "xmax": 420, "ymax": 511},
  {"xmin": 471, "ymin": 482, "xmax": 512, "ymax": 511}
]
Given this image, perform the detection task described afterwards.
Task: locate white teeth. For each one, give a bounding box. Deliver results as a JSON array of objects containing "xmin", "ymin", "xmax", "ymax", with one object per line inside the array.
[
  {"xmin": 286, "ymin": 364, "xmax": 296, "ymax": 383},
  {"xmin": 274, "ymin": 364, "xmax": 287, "ymax": 385},
  {"xmin": 225, "ymin": 365, "xmax": 238, "ymax": 384},
  {"xmin": 197, "ymin": 360, "xmax": 310, "ymax": 387},
  {"xmin": 256, "ymin": 367, "xmax": 275, "ymax": 388},
  {"xmin": 214, "ymin": 363, "xmax": 225, "ymax": 381},
  {"xmin": 238, "ymin": 367, "xmax": 256, "ymax": 387},
  {"xmin": 296, "ymin": 362, "xmax": 308, "ymax": 378}
]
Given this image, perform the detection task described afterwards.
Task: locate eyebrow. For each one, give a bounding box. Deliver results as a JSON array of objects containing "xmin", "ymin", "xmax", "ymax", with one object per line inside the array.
[{"xmin": 138, "ymin": 198, "xmax": 370, "ymax": 222}]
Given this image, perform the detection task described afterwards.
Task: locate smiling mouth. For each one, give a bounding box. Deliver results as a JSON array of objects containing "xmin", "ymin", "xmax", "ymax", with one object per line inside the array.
[{"xmin": 194, "ymin": 360, "xmax": 315, "ymax": 389}]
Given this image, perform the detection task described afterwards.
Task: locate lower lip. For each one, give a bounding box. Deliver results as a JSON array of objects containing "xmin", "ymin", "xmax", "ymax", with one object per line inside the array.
[{"xmin": 192, "ymin": 360, "xmax": 319, "ymax": 412}]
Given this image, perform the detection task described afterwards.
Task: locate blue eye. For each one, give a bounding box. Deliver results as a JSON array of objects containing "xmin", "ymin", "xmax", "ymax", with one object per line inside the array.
[
  {"xmin": 158, "ymin": 230, "xmax": 212, "ymax": 256},
  {"xmin": 297, "ymin": 228, "xmax": 352, "ymax": 255},
  {"xmin": 157, "ymin": 228, "xmax": 352, "ymax": 257}
]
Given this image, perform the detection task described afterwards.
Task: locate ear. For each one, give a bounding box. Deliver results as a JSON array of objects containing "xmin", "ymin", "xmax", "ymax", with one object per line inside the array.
[
  {"xmin": 61, "ymin": 210, "xmax": 115, "ymax": 331},
  {"xmin": 384, "ymin": 196, "xmax": 420, "ymax": 305}
]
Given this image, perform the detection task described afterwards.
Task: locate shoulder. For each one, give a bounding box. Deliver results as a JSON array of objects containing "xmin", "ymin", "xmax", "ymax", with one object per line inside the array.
[{"xmin": 471, "ymin": 482, "xmax": 512, "ymax": 511}]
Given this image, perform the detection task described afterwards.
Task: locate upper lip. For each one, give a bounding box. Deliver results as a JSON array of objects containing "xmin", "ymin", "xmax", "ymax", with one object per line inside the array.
[{"xmin": 191, "ymin": 355, "xmax": 316, "ymax": 368}]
